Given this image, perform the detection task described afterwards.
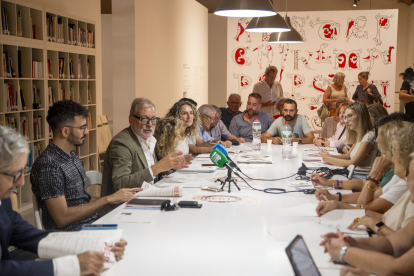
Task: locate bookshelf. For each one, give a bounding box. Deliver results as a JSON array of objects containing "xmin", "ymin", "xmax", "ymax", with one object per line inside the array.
[{"xmin": 1, "ymin": 0, "xmax": 98, "ymax": 226}]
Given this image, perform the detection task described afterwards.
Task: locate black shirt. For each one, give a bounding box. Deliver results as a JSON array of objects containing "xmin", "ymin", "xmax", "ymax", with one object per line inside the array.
[
  {"xmin": 31, "ymin": 142, "xmax": 98, "ymax": 231},
  {"xmin": 220, "ymin": 107, "xmax": 242, "ymax": 130},
  {"xmin": 400, "ymin": 81, "xmax": 414, "ymax": 120}
]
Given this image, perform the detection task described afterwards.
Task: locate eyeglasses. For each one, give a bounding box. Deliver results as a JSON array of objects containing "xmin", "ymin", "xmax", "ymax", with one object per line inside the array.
[
  {"xmin": 64, "ymin": 125, "xmax": 88, "ymax": 132},
  {"xmin": 343, "ymin": 114, "xmax": 355, "ymax": 122},
  {"xmin": 1, "ymin": 166, "xmax": 27, "ymax": 182},
  {"xmin": 133, "ymin": 115, "xmax": 160, "ymax": 125},
  {"xmin": 203, "ymin": 114, "xmax": 215, "ymax": 122},
  {"xmin": 214, "ymin": 116, "xmax": 222, "ymax": 121}
]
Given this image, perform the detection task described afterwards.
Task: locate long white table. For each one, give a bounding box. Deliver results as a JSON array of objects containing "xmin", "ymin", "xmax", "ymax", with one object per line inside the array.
[{"xmin": 96, "ymin": 144, "xmax": 349, "ymax": 276}]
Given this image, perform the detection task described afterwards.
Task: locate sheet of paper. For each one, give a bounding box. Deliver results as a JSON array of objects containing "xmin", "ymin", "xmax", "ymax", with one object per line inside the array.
[
  {"xmin": 274, "ymin": 203, "xmax": 318, "ymax": 217},
  {"xmin": 320, "ymin": 209, "xmax": 368, "ymax": 236},
  {"xmin": 161, "ymin": 178, "xmax": 216, "ymax": 188},
  {"xmin": 38, "ymin": 230, "xmax": 123, "ymax": 263},
  {"xmin": 268, "ymin": 221, "xmax": 333, "ymax": 241},
  {"xmin": 108, "ymin": 210, "xmax": 160, "ymax": 223},
  {"xmin": 137, "ymin": 182, "xmax": 182, "ymax": 197},
  {"xmin": 189, "ymin": 194, "xmax": 260, "ymax": 204}
]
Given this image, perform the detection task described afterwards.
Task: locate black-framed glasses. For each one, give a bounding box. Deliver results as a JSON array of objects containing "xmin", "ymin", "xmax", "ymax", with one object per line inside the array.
[
  {"xmin": 1, "ymin": 166, "xmax": 27, "ymax": 182},
  {"xmin": 133, "ymin": 115, "xmax": 160, "ymax": 125},
  {"xmin": 63, "ymin": 125, "xmax": 88, "ymax": 131},
  {"xmin": 203, "ymin": 114, "xmax": 214, "ymax": 122}
]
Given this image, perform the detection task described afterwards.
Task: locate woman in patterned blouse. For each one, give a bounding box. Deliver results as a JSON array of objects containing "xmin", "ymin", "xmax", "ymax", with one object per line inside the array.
[{"xmin": 352, "ymin": 71, "xmax": 382, "ymax": 106}]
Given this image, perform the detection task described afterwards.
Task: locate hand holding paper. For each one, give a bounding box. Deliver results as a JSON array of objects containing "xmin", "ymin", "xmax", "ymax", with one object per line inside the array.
[{"xmin": 137, "ymin": 182, "xmax": 183, "ymax": 197}]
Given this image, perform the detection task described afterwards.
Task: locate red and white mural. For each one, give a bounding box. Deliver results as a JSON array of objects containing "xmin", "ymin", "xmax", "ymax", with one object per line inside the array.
[{"xmin": 227, "ymin": 10, "xmax": 398, "ymax": 130}]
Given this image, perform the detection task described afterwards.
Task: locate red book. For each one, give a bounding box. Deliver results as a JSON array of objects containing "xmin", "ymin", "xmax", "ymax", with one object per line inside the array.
[{"xmin": 8, "ymin": 84, "xmax": 15, "ymax": 110}]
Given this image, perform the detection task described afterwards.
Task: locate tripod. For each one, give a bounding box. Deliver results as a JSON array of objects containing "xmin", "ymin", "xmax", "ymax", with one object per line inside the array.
[{"xmin": 215, "ymin": 165, "xmax": 241, "ymax": 193}]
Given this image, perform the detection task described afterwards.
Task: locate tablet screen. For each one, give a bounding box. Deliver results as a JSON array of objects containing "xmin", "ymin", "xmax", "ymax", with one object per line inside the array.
[{"xmin": 286, "ymin": 235, "xmax": 321, "ymax": 276}]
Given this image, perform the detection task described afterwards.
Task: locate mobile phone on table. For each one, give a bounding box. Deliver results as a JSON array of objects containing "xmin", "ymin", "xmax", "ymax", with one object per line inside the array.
[
  {"xmin": 82, "ymin": 224, "xmax": 118, "ymax": 230},
  {"xmin": 178, "ymin": 201, "xmax": 203, "ymax": 208},
  {"xmin": 201, "ymin": 164, "xmax": 215, "ymax": 166}
]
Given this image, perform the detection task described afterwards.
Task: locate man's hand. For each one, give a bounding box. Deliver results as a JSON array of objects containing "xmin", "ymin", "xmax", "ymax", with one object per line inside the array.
[
  {"xmin": 152, "ymin": 151, "xmax": 183, "ymax": 175},
  {"xmin": 218, "ymin": 141, "xmax": 232, "ymax": 148},
  {"xmin": 173, "ymin": 154, "xmax": 193, "ymax": 170},
  {"xmin": 237, "ymin": 137, "xmax": 245, "ymax": 143},
  {"xmin": 314, "ymin": 138, "xmax": 323, "ymax": 147},
  {"xmin": 112, "ymin": 239, "xmax": 127, "ymax": 261},
  {"xmin": 107, "ymin": 188, "xmax": 136, "ymax": 205},
  {"xmin": 273, "ymin": 137, "xmax": 282, "ymax": 145},
  {"xmin": 77, "ymin": 251, "xmax": 105, "ymax": 276}
]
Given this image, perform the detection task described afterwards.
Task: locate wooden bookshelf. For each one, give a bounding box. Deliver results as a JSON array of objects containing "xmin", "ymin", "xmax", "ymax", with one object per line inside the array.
[{"xmin": 1, "ymin": 0, "xmax": 98, "ymax": 226}]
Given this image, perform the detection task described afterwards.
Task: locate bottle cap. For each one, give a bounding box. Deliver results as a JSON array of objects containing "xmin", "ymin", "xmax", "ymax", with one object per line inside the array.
[
  {"xmin": 255, "ymin": 118, "xmax": 258, "ymax": 119},
  {"xmin": 285, "ymin": 122, "xmax": 289, "ymax": 124}
]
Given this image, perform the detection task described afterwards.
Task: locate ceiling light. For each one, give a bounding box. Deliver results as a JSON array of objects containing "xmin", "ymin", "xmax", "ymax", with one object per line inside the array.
[
  {"xmin": 245, "ymin": 13, "xmax": 291, "ymax": 33},
  {"xmin": 214, "ymin": 0, "xmax": 276, "ymax": 17},
  {"xmin": 353, "ymin": 0, "xmax": 359, "ymax": 7},
  {"xmin": 268, "ymin": 16, "xmax": 304, "ymax": 43}
]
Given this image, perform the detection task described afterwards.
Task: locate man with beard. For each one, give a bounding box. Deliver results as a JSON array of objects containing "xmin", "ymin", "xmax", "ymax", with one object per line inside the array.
[
  {"xmin": 100, "ymin": 98, "xmax": 189, "ymax": 214},
  {"xmin": 229, "ymin": 93, "xmax": 275, "ymax": 142},
  {"xmin": 31, "ymin": 100, "xmax": 136, "ymax": 231},
  {"xmin": 261, "ymin": 99, "xmax": 315, "ymax": 144}
]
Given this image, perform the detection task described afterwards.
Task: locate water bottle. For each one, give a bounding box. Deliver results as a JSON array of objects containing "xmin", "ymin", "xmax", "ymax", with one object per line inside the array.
[
  {"xmin": 282, "ymin": 122, "xmax": 292, "ymax": 160},
  {"xmin": 252, "ymin": 118, "xmax": 261, "ymax": 151}
]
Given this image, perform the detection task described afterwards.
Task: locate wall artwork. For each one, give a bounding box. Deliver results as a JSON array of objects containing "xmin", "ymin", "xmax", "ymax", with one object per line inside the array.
[{"xmin": 227, "ymin": 10, "xmax": 398, "ymax": 130}]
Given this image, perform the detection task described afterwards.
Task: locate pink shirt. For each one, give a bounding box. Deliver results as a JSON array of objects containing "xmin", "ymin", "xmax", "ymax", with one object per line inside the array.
[{"xmin": 327, "ymin": 122, "xmax": 346, "ymax": 149}]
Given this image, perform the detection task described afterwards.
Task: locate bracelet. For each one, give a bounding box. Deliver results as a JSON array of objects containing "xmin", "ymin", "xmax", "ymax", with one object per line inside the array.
[
  {"xmin": 338, "ymin": 180, "xmax": 343, "ymax": 189},
  {"xmin": 335, "ymin": 180, "xmax": 339, "ymax": 189},
  {"xmin": 366, "ymin": 176, "xmax": 380, "ymax": 186},
  {"xmin": 364, "ymin": 182, "xmax": 376, "ymax": 192},
  {"xmin": 336, "ymin": 192, "xmax": 342, "ymax": 201}
]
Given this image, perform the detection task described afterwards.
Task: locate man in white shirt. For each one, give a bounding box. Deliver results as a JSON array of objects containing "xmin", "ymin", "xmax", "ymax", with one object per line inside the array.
[{"xmin": 252, "ymin": 65, "xmax": 284, "ymax": 116}]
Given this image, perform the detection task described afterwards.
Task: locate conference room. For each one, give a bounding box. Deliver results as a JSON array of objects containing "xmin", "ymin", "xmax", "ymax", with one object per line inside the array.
[{"xmin": 2, "ymin": 0, "xmax": 414, "ymax": 275}]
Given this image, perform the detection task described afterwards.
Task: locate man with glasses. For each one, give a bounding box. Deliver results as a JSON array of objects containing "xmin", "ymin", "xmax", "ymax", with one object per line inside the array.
[
  {"xmin": 196, "ymin": 105, "xmax": 231, "ymax": 148},
  {"xmin": 220, "ymin": 94, "xmax": 243, "ymax": 130},
  {"xmin": 209, "ymin": 105, "xmax": 244, "ymax": 143},
  {"xmin": 31, "ymin": 100, "xmax": 136, "ymax": 231},
  {"xmin": 229, "ymin": 93, "xmax": 275, "ymax": 142},
  {"xmin": 100, "ymin": 98, "xmax": 188, "ymax": 214},
  {"xmin": 252, "ymin": 65, "xmax": 284, "ymax": 116}
]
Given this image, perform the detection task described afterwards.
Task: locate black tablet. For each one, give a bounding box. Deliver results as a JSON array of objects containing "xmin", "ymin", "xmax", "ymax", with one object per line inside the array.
[{"xmin": 285, "ymin": 235, "xmax": 321, "ymax": 276}]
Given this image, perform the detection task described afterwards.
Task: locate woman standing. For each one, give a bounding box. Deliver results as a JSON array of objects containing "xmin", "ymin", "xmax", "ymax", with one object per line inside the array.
[
  {"xmin": 352, "ymin": 71, "xmax": 382, "ymax": 106},
  {"xmin": 323, "ymin": 72, "xmax": 348, "ymax": 117}
]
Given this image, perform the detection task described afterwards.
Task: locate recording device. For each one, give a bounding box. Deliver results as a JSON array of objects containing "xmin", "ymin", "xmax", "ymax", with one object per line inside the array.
[
  {"xmin": 82, "ymin": 224, "xmax": 118, "ymax": 230},
  {"xmin": 213, "ymin": 144, "xmax": 242, "ymax": 173},
  {"xmin": 210, "ymin": 149, "xmax": 241, "ymax": 193},
  {"xmin": 285, "ymin": 235, "xmax": 321, "ymax": 276},
  {"xmin": 229, "ymin": 139, "xmax": 240, "ymax": 146}
]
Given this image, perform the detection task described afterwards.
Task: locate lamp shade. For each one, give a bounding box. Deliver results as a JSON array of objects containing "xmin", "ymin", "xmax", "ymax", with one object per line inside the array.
[
  {"xmin": 214, "ymin": 0, "xmax": 276, "ymax": 17},
  {"xmin": 268, "ymin": 16, "xmax": 304, "ymax": 43},
  {"xmin": 246, "ymin": 13, "xmax": 290, "ymax": 33}
]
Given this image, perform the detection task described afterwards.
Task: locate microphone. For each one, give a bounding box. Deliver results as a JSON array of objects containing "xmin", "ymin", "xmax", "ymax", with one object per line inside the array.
[
  {"xmin": 213, "ymin": 144, "xmax": 242, "ymax": 172},
  {"xmin": 209, "ymin": 149, "xmax": 237, "ymax": 173}
]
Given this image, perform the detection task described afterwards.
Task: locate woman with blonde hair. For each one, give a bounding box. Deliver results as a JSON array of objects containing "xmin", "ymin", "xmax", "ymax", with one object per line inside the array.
[
  {"xmin": 352, "ymin": 71, "xmax": 382, "ymax": 105},
  {"xmin": 367, "ymin": 104, "xmax": 388, "ymax": 126},
  {"xmin": 320, "ymin": 102, "xmax": 377, "ymax": 176},
  {"xmin": 154, "ymin": 117, "xmax": 183, "ymax": 159},
  {"xmin": 323, "ymin": 72, "xmax": 348, "ymax": 117}
]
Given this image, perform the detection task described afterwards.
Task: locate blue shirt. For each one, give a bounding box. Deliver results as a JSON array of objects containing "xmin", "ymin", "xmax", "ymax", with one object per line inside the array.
[
  {"xmin": 209, "ymin": 120, "xmax": 232, "ymax": 141},
  {"xmin": 220, "ymin": 107, "xmax": 242, "ymax": 130},
  {"xmin": 198, "ymin": 124, "xmax": 214, "ymax": 143}
]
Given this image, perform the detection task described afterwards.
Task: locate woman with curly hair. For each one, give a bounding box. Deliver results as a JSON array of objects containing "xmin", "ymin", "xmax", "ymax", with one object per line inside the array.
[
  {"xmin": 166, "ymin": 100, "xmax": 214, "ymax": 155},
  {"xmin": 154, "ymin": 117, "xmax": 183, "ymax": 159}
]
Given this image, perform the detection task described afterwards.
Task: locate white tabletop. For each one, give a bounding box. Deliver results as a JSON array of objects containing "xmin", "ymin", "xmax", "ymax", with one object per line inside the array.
[{"xmin": 96, "ymin": 143, "xmax": 347, "ymax": 276}]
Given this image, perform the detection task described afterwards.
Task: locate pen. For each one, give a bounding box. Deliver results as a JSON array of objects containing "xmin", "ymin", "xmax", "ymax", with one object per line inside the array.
[
  {"xmin": 315, "ymin": 188, "xmax": 329, "ymax": 201},
  {"xmin": 319, "ymin": 173, "xmax": 326, "ymax": 177}
]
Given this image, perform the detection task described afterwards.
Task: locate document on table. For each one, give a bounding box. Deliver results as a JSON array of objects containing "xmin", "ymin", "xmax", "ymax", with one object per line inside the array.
[
  {"xmin": 320, "ymin": 209, "xmax": 368, "ymax": 236},
  {"xmin": 160, "ymin": 178, "xmax": 216, "ymax": 188},
  {"xmin": 177, "ymin": 162, "xmax": 218, "ymax": 173},
  {"xmin": 38, "ymin": 230, "xmax": 123, "ymax": 263},
  {"xmin": 137, "ymin": 182, "xmax": 182, "ymax": 197},
  {"xmin": 274, "ymin": 203, "xmax": 318, "ymax": 217},
  {"xmin": 268, "ymin": 221, "xmax": 333, "ymax": 241},
  {"xmin": 108, "ymin": 210, "xmax": 160, "ymax": 223}
]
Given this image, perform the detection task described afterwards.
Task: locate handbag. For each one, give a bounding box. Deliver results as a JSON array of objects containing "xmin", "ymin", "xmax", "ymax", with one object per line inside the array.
[{"xmin": 317, "ymin": 103, "xmax": 330, "ymax": 122}]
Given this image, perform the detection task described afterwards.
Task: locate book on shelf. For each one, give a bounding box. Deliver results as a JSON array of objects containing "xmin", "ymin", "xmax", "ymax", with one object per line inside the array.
[
  {"xmin": 32, "ymin": 84, "xmax": 41, "ymax": 109},
  {"xmin": 68, "ymin": 24, "xmax": 77, "ymax": 46},
  {"xmin": 77, "ymin": 58, "xmax": 83, "ymax": 79},
  {"xmin": 57, "ymin": 17, "xmax": 63, "ymax": 43},
  {"xmin": 5, "ymin": 83, "xmax": 19, "ymax": 112},
  {"xmin": 29, "ymin": 143, "xmax": 43, "ymax": 170},
  {"xmin": 20, "ymin": 89, "xmax": 26, "ymax": 110},
  {"xmin": 69, "ymin": 58, "xmax": 75, "ymax": 79},
  {"xmin": 5, "ymin": 116, "xmax": 17, "ymax": 131},
  {"xmin": 20, "ymin": 115, "xmax": 29, "ymax": 139},
  {"xmin": 77, "ymin": 28, "xmax": 94, "ymax": 48},
  {"xmin": 46, "ymin": 15, "xmax": 55, "ymax": 42},
  {"xmin": 30, "ymin": 16, "xmax": 36, "ymax": 39},
  {"xmin": 48, "ymin": 87, "xmax": 55, "ymax": 106},
  {"xmin": 3, "ymin": 50, "xmax": 16, "ymax": 78},
  {"xmin": 33, "ymin": 115, "xmax": 42, "ymax": 140},
  {"xmin": 87, "ymin": 86, "xmax": 92, "ymax": 104},
  {"xmin": 1, "ymin": 7, "xmax": 10, "ymax": 35},
  {"xmin": 59, "ymin": 58, "xmax": 66, "ymax": 79},
  {"xmin": 89, "ymin": 157, "xmax": 95, "ymax": 170},
  {"xmin": 87, "ymin": 59, "xmax": 90, "ymax": 79},
  {"xmin": 32, "ymin": 61, "xmax": 43, "ymax": 78},
  {"xmin": 47, "ymin": 59, "xmax": 53, "ymax": 78},
  {"xmin": 17, "ymin": 10, "xmax": 22, "ymax": 37}
]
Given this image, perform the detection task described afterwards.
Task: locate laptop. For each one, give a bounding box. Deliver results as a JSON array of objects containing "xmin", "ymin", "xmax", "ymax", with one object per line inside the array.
[{"xmin": 285, "ymin": 235, "xmax": 321, "ymax": 276}]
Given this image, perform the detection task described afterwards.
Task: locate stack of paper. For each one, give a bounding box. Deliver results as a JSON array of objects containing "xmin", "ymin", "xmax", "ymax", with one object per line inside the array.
[
  {"xmin": 125, "ymin": 198, "xmax": 166, "ymax": 210},
  {"xmin": 136, "ymin": 182, "xmax": 183, "ymax": 197},
  {"xmin": 177, "ymin": 162, "xmax": 218, "ymax": 173},
  {"xmin": 237, "ymin": 155, "xmax": 273, "ymax": 164}
]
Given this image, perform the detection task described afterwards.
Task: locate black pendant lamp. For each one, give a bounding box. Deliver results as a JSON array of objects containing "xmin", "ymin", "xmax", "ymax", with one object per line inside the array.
[
  {"xmin": 268, "ymin": 16, "xmax": 304, "ymax": 43},
  {"xmin": 246, "ymin": 13, "xmax": 290, "ymax": 33},
  {"xmin": 214, "ymin": 0, "xmax": 276, "ymax": 17}
]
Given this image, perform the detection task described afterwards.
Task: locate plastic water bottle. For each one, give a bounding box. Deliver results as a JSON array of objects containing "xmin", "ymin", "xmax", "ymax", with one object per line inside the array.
[
  {"xmin": 252, "ymin": 118, "xmax": 261, "ymax": 151},
  {"xmin": 282, "ymin": 122, "xmax": 292, "ymax": 159}
]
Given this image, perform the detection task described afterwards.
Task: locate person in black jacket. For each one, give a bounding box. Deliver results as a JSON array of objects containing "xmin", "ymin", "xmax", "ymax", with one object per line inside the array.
[{"xmin": 0, "ymin": 125, "xmax": 127, "ymax": 276}]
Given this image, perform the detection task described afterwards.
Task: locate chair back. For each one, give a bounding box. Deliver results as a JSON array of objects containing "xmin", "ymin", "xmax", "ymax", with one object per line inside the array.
[{"xmin": 86, "ymin": 170, "xmax": 102, "ymax": 198}]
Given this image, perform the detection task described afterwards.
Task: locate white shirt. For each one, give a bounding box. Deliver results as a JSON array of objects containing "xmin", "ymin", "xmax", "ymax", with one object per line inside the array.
[
  {"xmin": 135, "ymin": 133, "xmax": 156, "ymax": 183},
  {"xmin": 252, "ymin": 79, "xmax": 284, "ymax": 116},
  {"xmin": 384, "ymin": 190, "xmax": 414, "ymax": 231},
  {"xmin": 0, "ymin": 201, "xmax": 80, "ymax": 276},
  {"xmin": 380, "ymin": 175, "xmax": 408, "ymax": 204},
  {"xmin": 327, "ymin": 122, "xmax": 346, "ymax": 149},
  {"xmin": 350, "ymin": 131, "xmax": 378, "ymax": 173},
  {"xmin": 175, "ymin": 136, "xmax": 190, "ymax": 155}
]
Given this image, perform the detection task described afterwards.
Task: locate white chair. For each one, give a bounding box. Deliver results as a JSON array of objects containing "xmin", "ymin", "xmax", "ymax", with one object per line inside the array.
[
  {"xmin": 32, "ymin": 193, "xmax": 43, "ymax": 230},
  {"xmin": 347, "ymin": 164, "xmax": 355, "ymax": 179},
  {"xmin": 86, "ymin": 171, "xmax": 102, "ymax": 198}
]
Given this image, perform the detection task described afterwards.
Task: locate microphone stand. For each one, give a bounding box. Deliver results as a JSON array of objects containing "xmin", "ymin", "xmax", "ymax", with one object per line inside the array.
[{"xmin": 215, "ymin": 164, "xmax": 241, "ymax": 193}]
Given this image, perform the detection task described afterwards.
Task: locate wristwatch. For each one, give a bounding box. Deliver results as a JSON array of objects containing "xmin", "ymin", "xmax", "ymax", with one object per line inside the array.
[
  {"xmin": 321, "ymin": 141, "xmax": 325, "ymax": 147},
  {"xmin": 299, "ymin": 139, "xmax": 302, "ymax": 144},
  {"xmin": 375, "ymin": 222, "xmax": 386, "ymax": 234},
  {"xmin": 339, "ymin": 246, "xmax": 349, "ymax": 263}
]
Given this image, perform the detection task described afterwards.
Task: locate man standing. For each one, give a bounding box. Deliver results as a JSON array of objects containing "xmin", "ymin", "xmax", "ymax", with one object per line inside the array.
[
  {"xmin": 252, "ymin": 65, "xmax": 284, "ymax": 116},
  {"xmin": 209, "ymin": 105, "xmax": 244, "ymax": 143},
  {"xmin": 229, "ymin": 93, "xmax": 275, "ymax": 142},
  {"xmin": 31, "ymin": 100, "xmax": 136, "ymax": 231},
  {"xmin": 220, "ymin": 94, "xmax": 242, "ymax": 129},
  {"xmin": 101, "ymin": 98, "xmax": 188, "ymax": 213},
  {"xmin": 261, "ymin": 99, "xmax": 315, "ymax": 144}
]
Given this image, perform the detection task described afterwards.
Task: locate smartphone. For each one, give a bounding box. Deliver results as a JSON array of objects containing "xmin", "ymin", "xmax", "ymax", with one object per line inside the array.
[
  {"xmin": 178, "ymin": 201, "xmax": 203, "ymax": 208},
  {"xmin": 82, "ymin": 224, "xmax": 118, "ymax": 230},
  {"xmin": 201, "ymin": 164, "xmax": 215, "ymax": 166}
]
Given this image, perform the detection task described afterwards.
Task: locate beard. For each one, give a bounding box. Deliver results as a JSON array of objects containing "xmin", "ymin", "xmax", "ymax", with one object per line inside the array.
[
  {"xmin": 284, "ymin": 114, "xmax": 295, "ymax": 122},
  {"xmin": 247, "ymin": 109, "xmax": 258, "ymax": 116},
  {"xmin": 68, "ymin": 132, "xmax": 86, "ymax": 146}
]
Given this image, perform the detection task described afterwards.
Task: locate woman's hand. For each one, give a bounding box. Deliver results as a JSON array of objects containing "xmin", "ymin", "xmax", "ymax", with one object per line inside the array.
[
  {"xmin": 316, "ymin": 201, "xmax": 339, "ymax": 217},
  {"xmin": 347, "ymin": 216, "xmax": 377, "ymax": 231},
  {"xmin": 321, "ymin": 151, "xmax": 330, "ymax": 162},
  {"xmin": 315, "ymin": 189, "xmax": 337, "ymax": 201},
  {"xmin": 342, "ymin": 145, "xmax": 352, "ymax": 154},
  {"xmin": 340, "ymin": 267, "xmax": 370, "ymax": 276},
  {"xmin": 310, "ymin": 173, "xmax": 331, "ymax": 187},
  {"xmin": 369, "ymin": 153, "xmax": 392, "ymax": 180}
]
